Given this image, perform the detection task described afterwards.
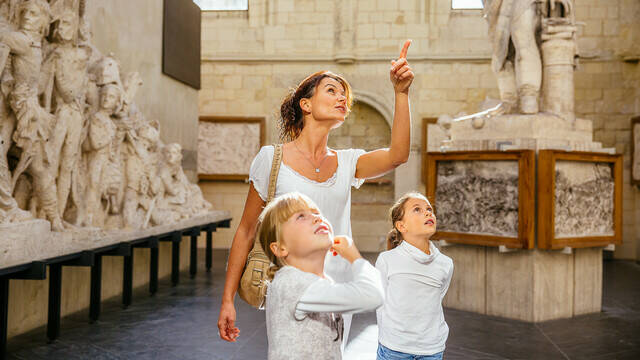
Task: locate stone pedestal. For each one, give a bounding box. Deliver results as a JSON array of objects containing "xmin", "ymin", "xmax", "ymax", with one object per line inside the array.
[
  {"xmin": 443, "ymin": 113, "xmax": 608, "ymax": 153},
  {"xmin": 441, "ymin": 245, "xmax": 602, "ymax": 322},
  {"xmin": 430, "ymin": 114, "xmax": 611, "ymax": 322},
  {"xmin": 0, "ymin": 210, "xmax": 231, "ymax": 270}
]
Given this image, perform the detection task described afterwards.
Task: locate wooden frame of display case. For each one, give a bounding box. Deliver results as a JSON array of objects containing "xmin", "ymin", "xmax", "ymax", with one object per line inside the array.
[
  {"xmin": 537, "ymin": 150, "xmax": 622, "ymax": 250},
  {"xmin": 631, "ymin": 116, "xmax": 640, "ymax": 186},
  {"xmin": 197, "ymin": 116, "xmax": 266, "ymax": 181},
  {"xmin": 425, "ymin": 150, "xmax": 535, "ymax": 249}
]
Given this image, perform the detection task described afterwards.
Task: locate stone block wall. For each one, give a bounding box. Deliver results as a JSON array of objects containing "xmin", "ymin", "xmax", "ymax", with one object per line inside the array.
[
  {"xmin": 198, "ymin": 0, "xmax": 640, "ymax": 260},
  {"xmin": 198, "ymin": 181, "xmax": 250, "ymax": 249},
  {"xmin": 572, "ymin": 0, "xmax": 640, "ymax": 260}
]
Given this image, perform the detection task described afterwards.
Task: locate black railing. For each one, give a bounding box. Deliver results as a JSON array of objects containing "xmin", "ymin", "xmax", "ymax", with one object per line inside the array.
[{"xmin": 0, "ymin": 217, "xmax": 232, "ymax": 360}]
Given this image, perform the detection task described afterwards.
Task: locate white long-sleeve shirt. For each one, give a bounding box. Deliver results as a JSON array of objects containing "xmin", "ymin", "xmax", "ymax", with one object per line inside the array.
[
  {"xmin": 375, "ymin": 241, "xmax": 454, "ymax": 356},
  {"xmin": 296, "ymin": 258, "xmax": 385, "ymax": 316},
  {"xmin": 265, "ymin": 258, "xmax": 384, "ymax": 360}
]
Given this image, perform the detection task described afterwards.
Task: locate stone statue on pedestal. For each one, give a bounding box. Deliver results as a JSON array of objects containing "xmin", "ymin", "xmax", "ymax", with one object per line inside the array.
[{"xmin": 482, "ymin": 0, "xmax": 574, "ymax": 115}]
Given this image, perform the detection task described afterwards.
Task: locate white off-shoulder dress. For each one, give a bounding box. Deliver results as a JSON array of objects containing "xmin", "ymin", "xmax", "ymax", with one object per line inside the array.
[{"xmin": 249, "ymin": 144, "xmax": 366, "ymax": 349}]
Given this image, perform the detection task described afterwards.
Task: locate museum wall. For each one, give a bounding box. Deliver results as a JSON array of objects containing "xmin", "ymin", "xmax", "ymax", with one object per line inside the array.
[
  {"xmin": 7, "ymin": 0, "xmax": 198, "ymax": 339},
  {"xmin": 86, "ymin": 0, "xmax": 200, "ymax": 180},
  {"xmin": 198, "ymin": 0, "xmax": 640, "ymax": 260}
]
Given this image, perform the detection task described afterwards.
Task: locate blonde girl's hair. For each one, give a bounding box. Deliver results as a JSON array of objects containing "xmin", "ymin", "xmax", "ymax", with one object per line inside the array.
[
  {"xmin": 386, "ymin": 192, "xmax": 430, "ymax": 250},
  {"xmin": 257, "ymin": 192, "xmax": 321, "ymax": 278}
]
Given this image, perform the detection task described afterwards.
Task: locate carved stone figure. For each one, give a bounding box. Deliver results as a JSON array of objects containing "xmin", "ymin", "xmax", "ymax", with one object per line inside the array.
[
  {"xmin": 45, "ymin": 9, "xmax": 89, "ymax": 222},
  {"xmin": 158, "ymin": 143, "xmax": 211, "ymax": 219},
  {"xmin": 482, "ymin": 0, "xmax": 573, "ymax": 114},
  {"xmin": 121, "ymin": 122, "xmax": 162, "ymax": 229},
  {"xmin": 1, "ymin": 0, "xmax": 63, "ymax": 230},
  {"xmin": 0, "ymin": 41, "xmax": 32, "ymax": 224},
  {"xmin": 0, "ymin": 0, "xmax": 213, "ymax": 233},
  {"xmin": 84, "ymin": 83, "xmax": 119, "ymax": 227}
]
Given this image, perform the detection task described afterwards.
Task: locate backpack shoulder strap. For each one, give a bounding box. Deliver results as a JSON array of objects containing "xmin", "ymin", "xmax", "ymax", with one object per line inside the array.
[{"xmin": 266, "ymin": 144, "xmax": 283, "ymax": 204}]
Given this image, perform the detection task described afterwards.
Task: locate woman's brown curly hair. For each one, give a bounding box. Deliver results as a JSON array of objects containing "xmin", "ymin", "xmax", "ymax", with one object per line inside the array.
[{"xmin": 279, "ymin": 71, "xmax": 353, "ymax": 141}]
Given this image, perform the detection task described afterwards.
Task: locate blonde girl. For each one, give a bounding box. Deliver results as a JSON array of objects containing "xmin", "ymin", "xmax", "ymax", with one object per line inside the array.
[
  {"xmin": 259, "ymin": 192, "xmax": 383, "ymax": 360},
  {"xmin": 376, "ymin": 192, "xmax": 454, "ymax": 360}
]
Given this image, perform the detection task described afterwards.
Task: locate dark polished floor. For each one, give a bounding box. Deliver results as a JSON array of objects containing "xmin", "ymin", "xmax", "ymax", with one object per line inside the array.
[{"xmin": 5, "ymin": 251, "xmax": 640, "ymax": 360}]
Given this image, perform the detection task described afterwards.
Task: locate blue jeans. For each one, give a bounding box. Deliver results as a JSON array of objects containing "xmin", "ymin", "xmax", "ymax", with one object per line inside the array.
[{"xmin": 377, "ymin": 343, "xmax": 444, "ymax": 360}]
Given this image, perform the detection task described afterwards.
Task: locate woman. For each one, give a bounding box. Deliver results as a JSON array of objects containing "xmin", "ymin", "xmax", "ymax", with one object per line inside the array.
[{"xmin": 218, "ymin": 40, "xmax": 414, "ymax": 346}]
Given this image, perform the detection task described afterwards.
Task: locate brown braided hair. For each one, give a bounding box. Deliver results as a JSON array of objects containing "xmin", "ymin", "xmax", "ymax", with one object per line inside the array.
[
  {"xmin": 386, "ymin": 192, "xmax": 430, "ymax": 250},
  {"xmin": 279, "ymin": 71, "xmax": 353, "ymax": 141}
]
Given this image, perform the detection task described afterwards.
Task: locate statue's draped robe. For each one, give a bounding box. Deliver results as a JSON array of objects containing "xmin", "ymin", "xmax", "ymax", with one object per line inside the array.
[{"xmin": 483, "ymin": 0, "xmax": 537, "ymax": 73}]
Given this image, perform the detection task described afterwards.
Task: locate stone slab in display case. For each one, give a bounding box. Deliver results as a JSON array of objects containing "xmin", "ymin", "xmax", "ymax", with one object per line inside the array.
[
  {"xmin": 197, "ymin": 116, "xmax": 265, "ymax": 181},
  {"xmin": 537, "ymin": 150, "xmax": 623, "ymax": 250},
  {"xmin": 425, "ymin": 150, "xmax": 535, "ymax": 249}
]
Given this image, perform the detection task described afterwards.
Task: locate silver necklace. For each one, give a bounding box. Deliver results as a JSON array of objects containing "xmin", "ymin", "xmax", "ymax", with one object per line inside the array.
[{"xmin": 293, "ymin": 140, "xmax": 329, "ymax": 173}]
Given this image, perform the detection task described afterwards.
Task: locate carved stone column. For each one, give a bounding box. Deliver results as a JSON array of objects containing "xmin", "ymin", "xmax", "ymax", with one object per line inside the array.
[
  {"xmin": 333, "ymin": 0, "xmax": 355, "ymax": 64},
  {"xmin": 540, "ymin": 16, "xmax": 578, "ymax": 123}
]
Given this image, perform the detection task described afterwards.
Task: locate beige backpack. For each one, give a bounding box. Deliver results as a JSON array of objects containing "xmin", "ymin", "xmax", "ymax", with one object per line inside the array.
[{"xmin": 238, "ymin": 144, "xmax": 283, "ymax": 309}]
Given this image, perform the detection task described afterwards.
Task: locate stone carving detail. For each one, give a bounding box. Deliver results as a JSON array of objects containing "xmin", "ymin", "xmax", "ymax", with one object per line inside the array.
[
  {"xmin": 482, "ymin": 0, "xmax": 575, "ymax": 117},
  {"xmin": 554, "ymin": 161, "xmax": 614, "ymax": 238},
  {"xmin": 333, "ymin": 0, "xmax": 355, "ymax": 64},
  {"xmin": 435, "ymin": 161, "xmax": 519, "ymax": 237},
  {"xmin": 197, "ymin": 121, "xmax": 260, "ymax": 176},
  {"xmin": 0, "ymin": 0, "xmax": 210, "ymax": 231}
]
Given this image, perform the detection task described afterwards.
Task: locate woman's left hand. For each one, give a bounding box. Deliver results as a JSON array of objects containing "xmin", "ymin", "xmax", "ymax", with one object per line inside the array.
[{"xmin": 390, "ymin": 40, "xmax": 414, "ymax": 94}]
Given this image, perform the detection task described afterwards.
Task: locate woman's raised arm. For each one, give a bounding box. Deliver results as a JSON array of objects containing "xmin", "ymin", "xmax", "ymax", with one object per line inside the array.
[
  {"xmin": 217, "ymin": 184, "xmax": 265, "ymax": 342},
  {"xmin": 355, "ymin": 40, "xmax": 413, "ymax": 179}
]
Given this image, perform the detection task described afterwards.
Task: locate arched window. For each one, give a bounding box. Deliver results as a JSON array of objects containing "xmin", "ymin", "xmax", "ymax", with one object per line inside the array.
[
  {"xmin": 193, "ymin": 0, "xmax": 248, "ymax": 11},
  {"xmin": 452, "ymin": 0, "xmax": 484, "ymax": 10}
]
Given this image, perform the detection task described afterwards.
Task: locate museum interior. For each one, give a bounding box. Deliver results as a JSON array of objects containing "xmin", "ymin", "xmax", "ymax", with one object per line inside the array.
[{"xmin": 0, "ymin": 0, "xmax": 639, "ymax": 359}]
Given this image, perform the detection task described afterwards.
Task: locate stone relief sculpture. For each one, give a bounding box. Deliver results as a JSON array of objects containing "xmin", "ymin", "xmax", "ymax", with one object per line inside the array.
[
  {"xmin": 45, "ymin": 9, "xmax": 89, "ymax": 222},
  {"xmin": 435, "ymin": 161, "xmax": 519, "ymax": 237},
  {"xmin": 554, "ymin": 162, "xmax": 614, "ymax": 237},
  {"xmin": 84, "ymin": 83, "xmax": 119, "ymax": 227},
  {"xmin": 158, "ymin": 143, "xmax": 211, "ymax": 219},
  {"xmin": 0, "ymin": 0, "xmax": 211, "ymax": 231},
  {"xmin": 481, "ymin": 0, "xmax": 575, "ymax": 116},
  {"xmin": 0, "ymin": 0, "xmax": 64, "ymax": 230},
  {"xmin": 197, "ymin": 121, "xmax": 260, "ymax": 176},
  {"xmin": 121, "ymin": 121, "xmax": 162, "ymax": 229}
]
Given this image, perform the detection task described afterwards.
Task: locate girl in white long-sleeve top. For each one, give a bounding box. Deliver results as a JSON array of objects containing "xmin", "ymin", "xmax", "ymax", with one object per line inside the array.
[
  {"xmin": 376, "ymin": 192, "xmax": 454, "ymax": 360},
  {"xmin": 259, "ymin": 192, "xmax": 384, "ymax": 360}
]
